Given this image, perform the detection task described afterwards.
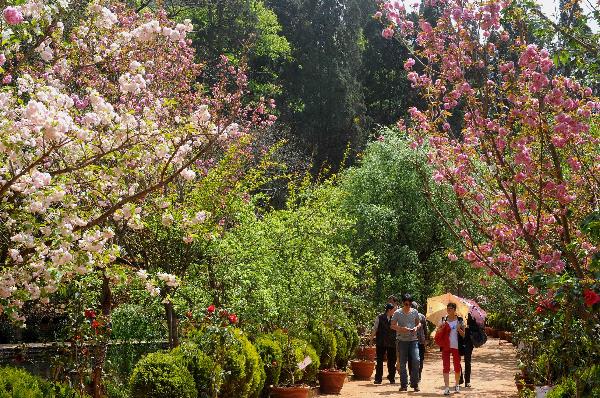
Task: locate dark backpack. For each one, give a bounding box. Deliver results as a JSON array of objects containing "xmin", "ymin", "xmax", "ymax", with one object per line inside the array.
[{"xmin": 469, "ymin": 323, "xmax": 487, "ymax": 348}]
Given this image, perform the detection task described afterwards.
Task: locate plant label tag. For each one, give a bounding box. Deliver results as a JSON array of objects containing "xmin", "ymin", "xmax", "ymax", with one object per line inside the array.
[{"xmin": 297, "ymin": 356, "xmax": 312, "ymax": 370}]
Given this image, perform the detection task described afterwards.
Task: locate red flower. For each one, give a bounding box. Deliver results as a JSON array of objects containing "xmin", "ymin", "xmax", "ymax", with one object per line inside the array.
[
  {"xmin": 584, "ymin": 289, "xmax": 600, "ymax": 307},
  {"xmin": 186, "ymin": 310, "xmax": 193, "ymax": 319},
  {"xmin": 228, "ymin": 314, "xmax": 238, "ymax": 324},
  {"xmin": 84, "ymin": 309, "xmax": 96, "ymax": 319},
  {"xmin": 91, "ymin": 320, "xmax": 100, "ymax": 329},
  {"xmin": 207, "ymin": 304, "xmax": 216, "ymax": 313}
]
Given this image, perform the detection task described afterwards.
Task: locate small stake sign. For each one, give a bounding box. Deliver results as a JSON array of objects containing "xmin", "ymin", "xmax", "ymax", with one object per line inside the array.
[{"xmin": 297, "ymin": 356, "xmax": 312, "ymax": 370}]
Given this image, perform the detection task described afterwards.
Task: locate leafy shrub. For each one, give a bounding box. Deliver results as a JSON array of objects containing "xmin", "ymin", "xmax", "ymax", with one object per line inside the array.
[
  {"xmin": 172, "ymin": 342, "xmax": 223, "ymax": 398},
  {"xmin": 129, "ymin": 351, "xmax": 197, "ymax": 398},
  {"xmin": 547, "ymin": 377, "xmax": 576, "ymax": 398},
  {"xmin": 546, "ymin": 365, "xmax": 600, "ymax": 398},
  {"xmin": 308, "ymin": 324, "xmax": 337, "ymax": 369},
  {"xmin": 334, "ymin": 329, "xmax": 348, "ymax": 370},
  {"xmin": 254, "ymin": 334, "xmax": 283, "ymax": 393},
  {"xmin": 271, "ymin": 330, "xmax": 319, "ymax": 385},
  {"xmin": 193, "ymin": 327, "xmax": 265, "ymax": 398},
  {"xmin": 0, "ymin": 367, "xmax": 82, "ymax": 398}
]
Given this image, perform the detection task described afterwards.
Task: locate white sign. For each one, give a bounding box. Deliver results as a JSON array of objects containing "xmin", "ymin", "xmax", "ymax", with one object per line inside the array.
[{"xmin": 297, "ymin": 356, "xmax": 312, "ymax": 370}]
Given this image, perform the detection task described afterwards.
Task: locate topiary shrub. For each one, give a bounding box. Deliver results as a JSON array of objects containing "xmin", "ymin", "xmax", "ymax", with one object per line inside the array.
[
  {"xmin": 129, "ymin": 351, "xmax": 197, "ymax": 398},
  {"xmin": 172, "ymin": 342, "xmax": 223, "ymax": 398},
  {"xmin": 308, "ymin": 324, "xmax": 337, "ymax": 370},
  {"xmin": 193, "ymin": 327, "xmax": 265, "ymax": 398},
  {"xmin": 0, "ymin": 367, "xmax": 82, "ymax": 398},
  {"xmin": 270, "ymin": 330, "xmax": 320, "ymax": 386},
  {"xmin": 333, "ymin": 329, "xmax": 349, "ymax": 370},
  {"xmin": 254, "ymin": 334, "xmax": 283, "ymax": 395}
]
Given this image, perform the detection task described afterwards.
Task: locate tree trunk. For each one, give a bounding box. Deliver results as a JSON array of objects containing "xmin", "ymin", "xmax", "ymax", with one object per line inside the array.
[
  {"xmin": 164, "ymin": 301, "xmax": 179, "ymax": 349},
  {"xmin": 92, "ymin": 273, "xmax": 112, "ymax": 398}
]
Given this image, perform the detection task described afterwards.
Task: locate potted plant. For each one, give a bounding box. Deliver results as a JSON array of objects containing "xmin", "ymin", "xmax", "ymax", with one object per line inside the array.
[
  {"xmin": 355, "ymin": 335, "xmax": 376, "ymax": 361},
  {"xmin": 350, "ymin": 332, "xmax": 375, "ymax": 380},
  {"xmin": 310, "ymin": 324, "xmax": 347, "ymax": 395},
  {"xmin": 270, "ymin": 330, "xmax": 319, "ymax": 398}
]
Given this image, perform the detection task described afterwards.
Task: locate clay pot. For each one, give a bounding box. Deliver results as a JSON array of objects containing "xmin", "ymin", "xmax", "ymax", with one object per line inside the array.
[
  {"xmin": 318, "ymin": 370, "xmax": 347, "ymax": 394},
  {"xmin": 489, "ymin": 328, "xmax": 499, "ymax": 338},
  {"xmin": 484, "ymin": 327, "xmax": 493, "ymax": 336},
  {"xmin": 350, "ymin": 360, "xmax": 375, "ymax": 380},
  {"xmin": 270, "ymin": 385, "xmax": 310, "ymax": 398},
  {"xmin": 504, "ymin": 332, "xmax": 513, "ymax": 343},
  {"xmin": 498, "ymin": 330, "xmax": 507, "ymax": 341},
  {"xmin": 356, "ymin": 346, "xmax": 376, "ymax": 361}
]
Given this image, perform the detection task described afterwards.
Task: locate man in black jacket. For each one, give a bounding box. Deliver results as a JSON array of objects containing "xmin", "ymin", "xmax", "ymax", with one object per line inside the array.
[{"xmin": 371, "ymin": 303, "xmax": 397, "ymax": 384}]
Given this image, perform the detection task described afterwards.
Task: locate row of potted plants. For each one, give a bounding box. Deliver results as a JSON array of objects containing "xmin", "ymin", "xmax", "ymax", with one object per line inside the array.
[{"xmin": 484, "ymin": 313, "xmax": 515, "ymax": 344}]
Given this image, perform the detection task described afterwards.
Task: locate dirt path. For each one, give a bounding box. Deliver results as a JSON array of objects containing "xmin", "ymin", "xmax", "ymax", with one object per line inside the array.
[{"xmin": 321, "ymin": 338, "xmax": 518, "ymax": 397}]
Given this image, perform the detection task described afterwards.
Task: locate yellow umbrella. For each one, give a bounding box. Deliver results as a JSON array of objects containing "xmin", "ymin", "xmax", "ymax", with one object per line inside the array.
[{"xmin": 426, "ymin": 293, "xmax": 470, "ymax": 326}]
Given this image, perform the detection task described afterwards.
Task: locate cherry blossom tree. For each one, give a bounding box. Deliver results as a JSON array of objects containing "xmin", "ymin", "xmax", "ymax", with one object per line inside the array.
[
  {"xmin": 0, "ymin": 1, "xmax": 273, "ymax": 395},
  {"xmin": 377, "ymin": 0, "xmax": 600, "ymax": 317}
]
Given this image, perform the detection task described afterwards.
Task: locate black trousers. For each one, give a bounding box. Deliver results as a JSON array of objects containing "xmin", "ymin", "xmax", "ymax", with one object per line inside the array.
[
  {"xmin": 375, "ymin": 344, "xmax": 397, "ymax": 382},
  {"xmin": 418, "ymin": 343, "xmax": 425, "ymax": 380},
  {"xmin": 460, "ymin": 345, "xmax": 473, "ymax": 384}
]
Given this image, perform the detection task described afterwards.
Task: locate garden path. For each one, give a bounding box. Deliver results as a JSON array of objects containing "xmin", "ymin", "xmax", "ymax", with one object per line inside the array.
[{"xmin": 321, "ymin": 338, "xmax": 518, "ymax": 397}]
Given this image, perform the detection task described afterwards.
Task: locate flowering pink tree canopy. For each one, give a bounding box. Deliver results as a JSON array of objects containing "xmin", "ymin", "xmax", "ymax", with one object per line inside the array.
[
  {"xmin": 0, "ymin": 1, "xmax": 273, "ymax": 321},
  {"xmin": 378, "ymin": 0, "xmax": 599, "ymax": 311}
]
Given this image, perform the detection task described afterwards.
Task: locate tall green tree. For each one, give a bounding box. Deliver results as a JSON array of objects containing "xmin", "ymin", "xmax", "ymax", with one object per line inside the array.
[{"xmin": 267, "ymin": 0, "xmax": 367, "ymax": 169}]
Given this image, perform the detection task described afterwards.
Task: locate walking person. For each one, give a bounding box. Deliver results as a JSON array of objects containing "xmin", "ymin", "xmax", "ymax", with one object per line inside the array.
[
  {"xmin": 371, "ymin": 303, "xmax": 397, "ymax": 384},
  {"xmin": 459, "ymin": 313, "xmax": 478, "ymax": 388},
  {"xmin": 412, "ymin": 302, "xmax": 427, "ymax": 381},
  {"xmin": 437, "ymin": 302, "xmax": 465, "ymax": 395},
  {"xmin": 391, "ymin": 293, "xmax": 422, "ymax": 392}
]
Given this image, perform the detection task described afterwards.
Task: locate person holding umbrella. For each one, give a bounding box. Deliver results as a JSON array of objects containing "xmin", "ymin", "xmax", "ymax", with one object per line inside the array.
[{"xmin": 436, "ymin": 302, "xmax": 466, "ymax": 395}]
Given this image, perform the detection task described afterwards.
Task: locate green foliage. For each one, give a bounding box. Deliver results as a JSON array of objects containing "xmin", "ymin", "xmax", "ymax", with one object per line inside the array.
[
  {"xmin": 129, "ymin": 352, "xmax": 197, "ymax": 398},
  {"xmin": 254, "ymin": 335, "xmax": 283, "ymax": 391},
  {"xmin": 172, "ymin": 343, "xmax": 223, "ymax": 398},
  {"xmin": 270, "ymin": 330, "xmax": 319, "ymax": 385},
  {"xmin": 193, "ymin": 327, "xmax": 265, "ymax": 398},
  {"xmin": 0, "ymin": 367, "xmax": 82, "ymax": 398},
  {"xmin": 308, "ymin": 324, "xmax": 337, "ymax": 370},
  {"xmin": 208, "ymin": 175, "xmax": 369, "ymax": 335},
  {"xmin": 111, "ymin": 303, "xmax": 166, "ymax": 341},
  {"xmin": 340, "ymin": 129, "xmax": 480, "ymax": 305},
  {"xmin": 333, "ymin": 320, "xmax": 359, "ymax": 369}
]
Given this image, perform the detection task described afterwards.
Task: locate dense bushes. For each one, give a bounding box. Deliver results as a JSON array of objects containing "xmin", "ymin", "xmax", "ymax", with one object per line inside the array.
[
  {"xmin": 308, "ymin": 324, "xmax": 337, "ymax": 370},
  {"xmin": 254, "ymin": 335, "xmax": 283, "ymax": 391},
  {"xmin": 129, "ymin": 352, "xmax": 197, "ymax": 398},
  {"xmin": 269, "ymin": 330, "xmax": 320, "ymax": 385},
  {"xmin": 192, "ymin": 327, "xmax": 265, "ymax": 398},
  {"xmin": 173, "ymin": 342, "xmax": 223, "ymax": 398},
  {"xmin": 0, "ymin": 367, "xmax": 82, "ymax": 398}
]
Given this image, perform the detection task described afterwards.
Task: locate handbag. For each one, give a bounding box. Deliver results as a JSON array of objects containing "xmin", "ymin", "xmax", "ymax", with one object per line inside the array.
[{"xmin": 434, "ymin": 321, "xmax": 451, "ymax": 349}]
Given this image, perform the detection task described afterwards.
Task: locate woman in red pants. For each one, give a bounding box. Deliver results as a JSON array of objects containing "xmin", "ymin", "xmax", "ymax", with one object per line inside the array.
[{"xmin": 437, "ymin": 302, "xmax": 465, "ymax": 395}]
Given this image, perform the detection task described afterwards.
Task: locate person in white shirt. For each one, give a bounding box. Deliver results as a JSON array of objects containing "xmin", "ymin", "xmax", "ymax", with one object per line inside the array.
[{"xmin": 436, "ymin": 302, "xmax": 465, "ymax": 395}]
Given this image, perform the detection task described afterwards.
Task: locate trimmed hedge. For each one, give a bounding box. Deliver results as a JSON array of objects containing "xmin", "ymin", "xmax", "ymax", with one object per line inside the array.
[
  {"xmin": 173, "ymin": 342, "xmax": 223, "ymax": 398},
  {"xmin": 129, "ymin": 351, "xmax": 197, "ymax": 398},
  {"xmin": 271, "ymin": 330, "xmax": 319, "ymax": 385},
  {"xmin": 308, "ymin": 324, "xmax": 337, "ymax": 370},
  {"xmin": 193, "ymin": 327, "xmax": 265, "ymax": 398},
  {"xmin": 0, "ymin": 367, "xmax": 82, "ymax": 398},
  {"xmin": 254, "ymin": 334, "xmax": 283, "ymax": 393}
]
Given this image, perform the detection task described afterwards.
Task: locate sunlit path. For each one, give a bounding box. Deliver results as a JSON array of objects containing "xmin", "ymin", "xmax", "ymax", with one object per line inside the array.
[{"xmin": 321, "ymin": 338, "xmax": 518, "ymax": 397}]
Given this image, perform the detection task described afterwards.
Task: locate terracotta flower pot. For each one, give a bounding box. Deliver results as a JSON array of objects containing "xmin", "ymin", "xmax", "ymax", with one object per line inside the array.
[
  {"xmin": 356, "ymin": 346, "xmax": 376, "ymax": 361},
  {"xmin": 490, "ymin": 328, "xmax": 499, "ymax": 338},
  {"xmin": 270, "ymin": 385, "xmax": 310, "ymax": 398},
  {"xmin": 318, "ymin": 370, "xmax": 347, "ymax": 394},
  {"xmin": 350, "ymin": 360, "xmax": 375, "ymax": 380},
  {"xmin": 498, "ymin": 330, "xmax": 507, "ymax": 340},
  {"xmin": 504, "ymin": 332, "xmax": 513, "ymax": 343},
  {"xmin": 484, "ymin": 327, "xmax": 493, "ymax": 336}
]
